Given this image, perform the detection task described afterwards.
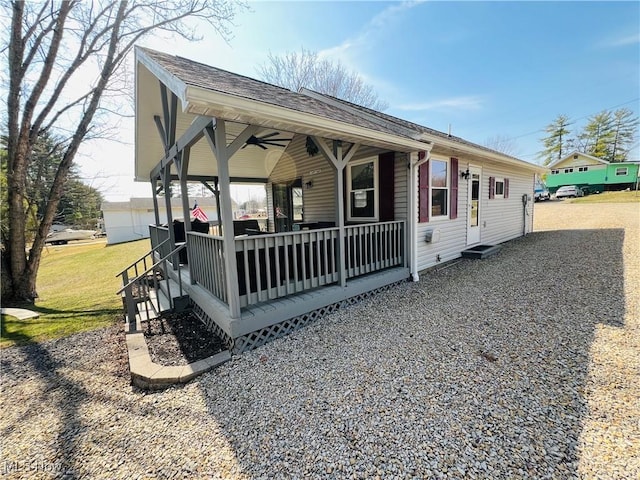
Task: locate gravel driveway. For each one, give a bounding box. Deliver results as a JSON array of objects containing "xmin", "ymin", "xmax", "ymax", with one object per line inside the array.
[{"xmin": 1, "ymin": 202, "xmax": 638, "ymax": 479}]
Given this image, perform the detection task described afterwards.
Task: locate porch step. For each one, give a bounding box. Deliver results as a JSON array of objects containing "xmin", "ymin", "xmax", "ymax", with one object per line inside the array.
[
  {"xmin": 461, "ymin": 244, "xmax": 501, "ymax": 259},
  {"xmin": 125, "ymin": 285, "xmax": 174, "ymax": 332},
  {"xmin": 158, "ymin": 278, "xmax": 190, "ymax": 312},
  {"xmin": 159, "ymin": 278, "xmax": 181, "ymax": 300}
]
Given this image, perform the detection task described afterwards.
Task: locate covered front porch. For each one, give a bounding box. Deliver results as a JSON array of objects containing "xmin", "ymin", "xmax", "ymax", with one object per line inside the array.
[{"xmin": 133, "ymin": 47, "xmax": 432, "ymax": 350}]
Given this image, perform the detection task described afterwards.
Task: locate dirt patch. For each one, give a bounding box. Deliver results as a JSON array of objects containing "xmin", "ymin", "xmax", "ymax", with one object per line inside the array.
[{"xmin": 142, "ymin": 311, "xmax": 225, "ymax": 366}]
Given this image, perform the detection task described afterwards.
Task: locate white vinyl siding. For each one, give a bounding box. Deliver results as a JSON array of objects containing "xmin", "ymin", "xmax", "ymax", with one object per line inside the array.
[
  {"xmin": 415, "ymin": 159, "xmax": 468, "ymax": 268},
  {"xmin": 267, "ymin": 135, "xmax": 392, "ymax": 228},
  {"xmin": 480, "ymin": 165, "xmax": 533, "ymax": 245},
  {"xmin": 394, "ymin": 152, "xmax": 408, "ymax": 220},
  {"xmin": 415, "ymin": 157, "xmax": 535, "ymax": 272}
]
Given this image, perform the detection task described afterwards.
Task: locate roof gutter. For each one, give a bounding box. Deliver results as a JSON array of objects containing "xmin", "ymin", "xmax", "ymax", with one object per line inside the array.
[{"xmin": 416, "ymin": 132, "xmax": 547, "ymax": 173}]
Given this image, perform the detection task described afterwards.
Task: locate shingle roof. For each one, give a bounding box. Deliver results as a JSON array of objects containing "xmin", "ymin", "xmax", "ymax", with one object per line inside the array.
[
  {"xmin": 139, "ymin": 48, "xmax": 417, "ymax": 142},
  {"xmin": 139, "ymin": 47, "xmax": 537, "ymax": 166},
  {"xmin": 301, "ymin": 89, "xmax": 527, "ymax": 162}
]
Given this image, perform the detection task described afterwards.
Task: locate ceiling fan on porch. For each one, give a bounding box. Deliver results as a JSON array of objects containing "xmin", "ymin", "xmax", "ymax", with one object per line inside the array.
[{"xmin": 242, "ymin": 132, "xmax": 291, "ymax": 150}]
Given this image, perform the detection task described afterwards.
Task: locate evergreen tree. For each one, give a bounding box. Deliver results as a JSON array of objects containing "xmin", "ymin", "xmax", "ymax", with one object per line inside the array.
[
  {"xmin": 539, "ymin": 114, "xmax": 572, "ymax": 165},
  {"xmin": 578, "ymin": 111, "xmax": 614, "ymax": 160},
  {"xmin": 56, "ymin": 179, "xmax": 103, "ymax": 229},
  {"xmin": 609, "ymin": 108, "xmax": 639, "ymax": 162}
]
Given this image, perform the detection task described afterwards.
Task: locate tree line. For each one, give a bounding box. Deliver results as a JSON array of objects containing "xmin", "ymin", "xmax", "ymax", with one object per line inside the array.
[{"xmin": 539, "ymin": 108, "xmax": 638, "ymax": 165}]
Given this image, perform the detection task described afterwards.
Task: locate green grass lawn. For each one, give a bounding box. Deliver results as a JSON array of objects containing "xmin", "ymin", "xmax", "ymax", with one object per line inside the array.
[
  {"xmin": 1, "ymin": 239, "xmax": 151, "ymax": 348},
  {"xmin": 570, "ymin": 190, "xmax": 640, "ymax": 204}
]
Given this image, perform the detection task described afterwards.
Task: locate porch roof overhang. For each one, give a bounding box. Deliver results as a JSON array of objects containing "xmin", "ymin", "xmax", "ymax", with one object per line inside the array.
[{"xmin": 135, "ymin": 48, "xmax": 432, "ymax": 183}]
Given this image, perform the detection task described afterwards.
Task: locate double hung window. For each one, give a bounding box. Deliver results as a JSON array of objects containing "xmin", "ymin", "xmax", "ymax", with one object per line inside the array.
[
  {"xmin": 430, "ymin": 159, "xmax": 449, "ymax": 218},
  {"xmin": 347, "ymin": 157, "xmax": 378, "ymax": 221}
]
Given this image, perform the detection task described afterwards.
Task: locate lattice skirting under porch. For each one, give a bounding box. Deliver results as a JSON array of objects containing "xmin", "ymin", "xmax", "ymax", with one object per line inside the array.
[
  {"xmin": 231, "ymin": 279, "xmax": 406, "ymax": 354},
  {"xmin": 191, "ymin": 303, "xmax": 234, "ymax": 350}
]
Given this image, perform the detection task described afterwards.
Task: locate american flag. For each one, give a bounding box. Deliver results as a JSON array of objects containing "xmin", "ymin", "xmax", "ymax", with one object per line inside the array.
[{"xmin": 191, "ymin": 202, "xmax": 208, "ymax": 222}]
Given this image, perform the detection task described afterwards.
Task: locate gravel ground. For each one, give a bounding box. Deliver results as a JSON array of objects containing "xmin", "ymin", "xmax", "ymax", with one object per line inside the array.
[{"xmin": 1, "ymin": 202, "xmax": 638, "ymax": 479}]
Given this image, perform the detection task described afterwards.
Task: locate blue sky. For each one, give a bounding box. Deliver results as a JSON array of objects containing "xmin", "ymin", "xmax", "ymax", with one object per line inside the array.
[{"xmin": 79, "ymin": 1, "xmax": 640, "ymax": 200}]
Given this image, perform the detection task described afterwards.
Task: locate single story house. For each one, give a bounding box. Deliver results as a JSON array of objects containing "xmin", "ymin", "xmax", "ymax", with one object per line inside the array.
[
  {"xmin": 122, "ymin": 47, "xmax": 545, "ymax": 352},
  {"xmin": 546, "ymin": 151, "xmax": 640, "ymax": 194},
  {"xmin": 102, "ymin": 197, "xmax": 217, "ymax": 245}
]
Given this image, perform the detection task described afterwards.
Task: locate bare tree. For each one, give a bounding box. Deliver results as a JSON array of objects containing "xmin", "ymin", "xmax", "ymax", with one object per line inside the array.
[
  {"xmin": 483, "ymin": 134, "xmax": 521, "ymax": 157},
  {"xmin": 2, "ymin": 0, "xmax": 244, "ymax": 302},
  {"xmin": 257, "ymin": 48, "xmax": 388, "ymax": 111}
]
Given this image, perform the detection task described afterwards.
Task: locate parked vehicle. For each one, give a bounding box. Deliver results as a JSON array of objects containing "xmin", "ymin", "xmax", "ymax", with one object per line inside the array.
[
  {"xmin": 45, "ymin": 228, "xmax": 97, "ymax": 245},
  {"xmin": 534, "ymin": 186, "xmax": 550, "ymax": 202},
  {"xmin": 555, "ymin": 185, "xmax": 584, "ymax": 199}
]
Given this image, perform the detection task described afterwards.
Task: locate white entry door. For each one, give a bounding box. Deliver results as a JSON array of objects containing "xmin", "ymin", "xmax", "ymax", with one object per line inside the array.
[{"xmin": 467, "ymin": 166, "xmax": 481, "ymax": 245}]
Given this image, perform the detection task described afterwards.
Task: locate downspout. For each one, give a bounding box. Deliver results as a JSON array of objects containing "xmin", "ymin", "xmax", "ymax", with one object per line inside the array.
[{"xmin": 408, "ymin": 147, "xmax": 432, "ymax": 282}]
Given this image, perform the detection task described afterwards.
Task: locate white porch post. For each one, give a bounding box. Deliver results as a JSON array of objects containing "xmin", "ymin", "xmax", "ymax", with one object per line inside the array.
[
  {"xmin": 205, "ymin": 120, "xmax": 242, "ymax": 319},
  {"xmin": 334, "ymin": 141, "xmax": 347, "ymax": 288},
  {"xmin": 311, "ymin": 137, "xmax": 359, "ymax": 288}
]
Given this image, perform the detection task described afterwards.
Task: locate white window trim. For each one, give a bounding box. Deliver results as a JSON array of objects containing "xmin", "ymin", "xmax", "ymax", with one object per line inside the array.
[
  {"xmin": 430, "ymin": 157, "xmax": 450, "ymax": 220},
  {"xmin": 495, "ymin": 179, "xmax": 505, "ymax": 199},
  {"xmin": 615, "ymin": 167, "xmax": 628, "ymax": 176},
  {"xmin": 346, "ymin": 156, "xmax": 378, "ymax": 222}
]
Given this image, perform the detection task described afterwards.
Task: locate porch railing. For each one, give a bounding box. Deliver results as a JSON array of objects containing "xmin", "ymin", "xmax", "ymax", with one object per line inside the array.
[
  {"xmin": 149, "ymin": 225, "xmax": 171, "ymax": 259},
  {"xmin": 235, "ymin": 228, "xmax": 340, "ymax": 307},
  {"xmin": 185, "ymin": 220, "xmax": 405, "ymax": 310},
  {"xmin": 187, "ymin": 231, "xmax": 227, "ymax": 304},
  {"xmin": 344, "ymin": 221, "xmax": 405, "ymax": 278},
  {"xmin": 117, "ymin": 242, "xmax": 186, "ymax": 333}
]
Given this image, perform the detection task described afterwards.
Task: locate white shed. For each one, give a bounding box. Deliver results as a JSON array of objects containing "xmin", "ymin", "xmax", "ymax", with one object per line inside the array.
[{"xmin": 101, "ymin": 197, "xmax": 217, "ymax": 245}]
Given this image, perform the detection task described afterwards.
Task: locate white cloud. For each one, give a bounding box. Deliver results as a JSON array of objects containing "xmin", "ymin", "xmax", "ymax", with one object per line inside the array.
[
  {"xmin": 397, "ymin": 95, "xmax": 485, "ymax": 112},
  {"xmin": 600, "ymin": 32, "xmax": 640, "ymax": 48},
  {"xmin": 318, "ymin": 1, "xmax": 426, "ymax": 65}
]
